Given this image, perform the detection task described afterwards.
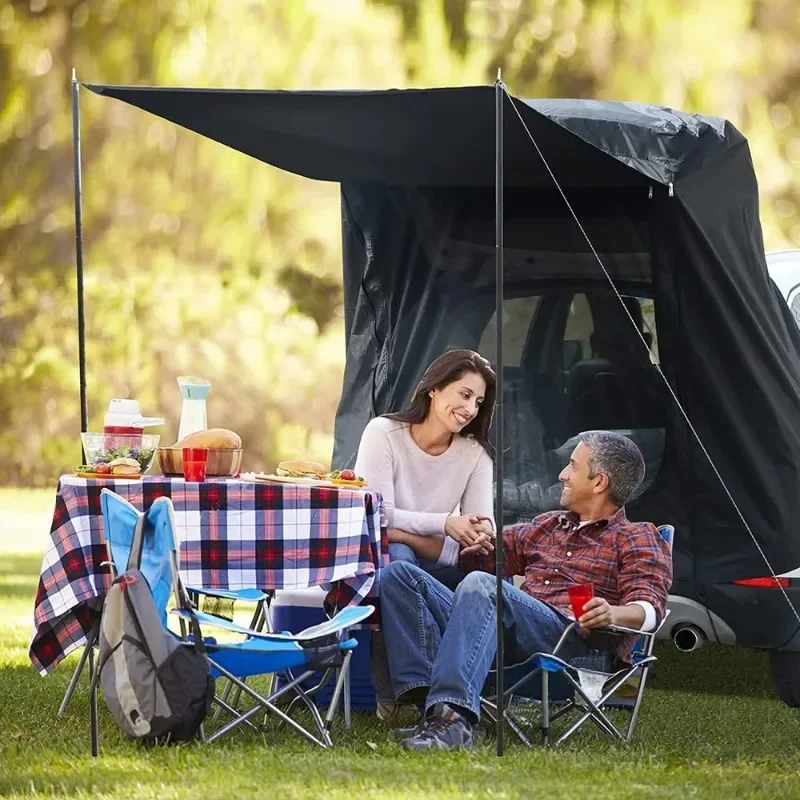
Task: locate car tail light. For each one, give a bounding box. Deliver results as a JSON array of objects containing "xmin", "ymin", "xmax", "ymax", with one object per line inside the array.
[{"xmin": 732, "ymin": 576, "xmax": 790, "ymax": 588}]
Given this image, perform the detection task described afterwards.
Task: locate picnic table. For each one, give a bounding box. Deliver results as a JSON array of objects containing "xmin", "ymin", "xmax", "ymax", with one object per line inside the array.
[{"xmin": 30, "ymin": 475, "xmax": 387, "ymax": 675}]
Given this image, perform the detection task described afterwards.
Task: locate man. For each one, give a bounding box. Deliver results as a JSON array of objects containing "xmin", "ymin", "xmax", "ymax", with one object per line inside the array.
[{"xmin": 380, "ymin": 430, "xmax": 672, "ymax": 750}]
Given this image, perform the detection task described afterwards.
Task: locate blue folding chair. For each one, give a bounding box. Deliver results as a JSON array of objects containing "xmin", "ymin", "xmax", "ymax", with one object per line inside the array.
[
  {"xmin": 57, "ymin": 491, "xmax": 270, "ymax": 718},
  {"xmin": 482, "ymin": 524, "xmax": 675, "ymax": 746},
  {"xmin": 98, "ymin": 489, "xmax": 373, "ymax": 748}
]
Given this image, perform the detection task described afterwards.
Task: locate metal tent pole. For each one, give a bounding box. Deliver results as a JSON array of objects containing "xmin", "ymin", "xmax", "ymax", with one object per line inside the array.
[
  {"xmin": 72, "ymin": 69, "xmax": 88, "ymax": 438},
  {"xmin": 494, "ymin": 69, "xmax": 505, "ymax": 757}
]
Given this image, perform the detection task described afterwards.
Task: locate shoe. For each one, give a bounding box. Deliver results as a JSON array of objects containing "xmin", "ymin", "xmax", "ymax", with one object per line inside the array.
[
  {"xmin": 376, "ymin": 700, "xmax": 419, "ymax": 721},
  {"xmin": 391, "ymin": 718, "xmax": 425, "ymax": 739},
  {"xmin": 401, "ymin": 703, "xmax": 476, "ymax": 751}
]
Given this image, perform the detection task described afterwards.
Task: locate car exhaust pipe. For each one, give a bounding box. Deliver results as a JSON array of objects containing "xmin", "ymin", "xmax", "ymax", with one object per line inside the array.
[{"xmin": 673, "ymin": 624, "xmax": 706, "ymax": 652}]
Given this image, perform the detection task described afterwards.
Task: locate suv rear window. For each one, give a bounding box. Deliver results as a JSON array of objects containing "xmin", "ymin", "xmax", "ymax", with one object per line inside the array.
[{"xmin": 474, "ymin": 290, "xmax": 666, "ymax": 523}]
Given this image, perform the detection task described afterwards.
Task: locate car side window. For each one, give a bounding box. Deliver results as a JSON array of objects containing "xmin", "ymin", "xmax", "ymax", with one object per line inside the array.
[
  {"xmin": 487, "ymin": 290, "xmax": 667, "ymax": 525},
  {"xmin": 478, "ymin": 296, "xmax": 540, "ymax": 367}
]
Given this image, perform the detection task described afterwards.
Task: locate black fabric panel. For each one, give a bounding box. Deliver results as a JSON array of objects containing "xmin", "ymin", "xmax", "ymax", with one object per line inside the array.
[
  {"xmin": 84, "ymin": 85, "xmax": 734, "ymax": 188},
  {"xmin": 527, "ymin": 99, "xmax": 744, "ymax": 184},
  {"xmin": 333, "ymin": 182, "xmax": 655, "ymax": 465},
  {"xmin": 665, "ymin": 144, "xmax": 800, "ymax": 582}
]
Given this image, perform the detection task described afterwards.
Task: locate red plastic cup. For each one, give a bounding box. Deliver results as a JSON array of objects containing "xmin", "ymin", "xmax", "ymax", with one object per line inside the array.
[
  {"xmin": 567, "ymin": 583, "xmax": 594, "ymax": 622},
  {"xmin": 183, "ymin": 447, "xmax": 209, "ymax": 482}
]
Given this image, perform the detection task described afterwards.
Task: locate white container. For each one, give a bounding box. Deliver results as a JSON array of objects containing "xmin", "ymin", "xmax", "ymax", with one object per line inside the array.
[
  {"xmin": 177, "ymin": 377, "xmax": 211, "ymax": 441},
  {"xmin": 103, "ymin": 398, "xmax": 165, "ymax": 432},
  {"xmin": 102, "ymin": 398, "xmax": 164, "ymax": 449}
]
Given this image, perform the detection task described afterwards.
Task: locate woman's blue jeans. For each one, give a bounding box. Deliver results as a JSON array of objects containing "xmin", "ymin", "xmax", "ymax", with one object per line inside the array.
[{"xmin": 372, "ymin": 542, "xmax": 466, "ymax": 704}]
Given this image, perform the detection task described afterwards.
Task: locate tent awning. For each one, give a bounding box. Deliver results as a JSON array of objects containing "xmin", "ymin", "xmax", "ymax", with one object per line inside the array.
[{"xmin": 85, "ymin": 84, "xmax": 665, "ymax": 188}]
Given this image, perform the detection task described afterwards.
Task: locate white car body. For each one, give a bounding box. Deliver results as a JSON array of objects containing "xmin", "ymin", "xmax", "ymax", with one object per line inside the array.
[
  {"xmin": 767, "ymin": 249, "xmax": 800, "ymax": 580},
  {"xmin": 767, "ymin": 249, "xmax": 800, "ymax": 325}
]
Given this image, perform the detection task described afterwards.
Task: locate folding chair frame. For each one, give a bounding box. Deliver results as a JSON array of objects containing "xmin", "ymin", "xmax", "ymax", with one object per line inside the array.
[
  {"xmin": 483, "ymin": 523, "xmax": 674, "ymax": 747},
  {"xmin": 200, "ymin": 647, "xmax": 355, "ymax": 747},
  {"xmin": 58, "ymin": 533, "xmax": 271, "ymax": 721},
  {"xmin": 168, "ymin": 545, "xmax": 368, "ymax": 748},
  {"xmin": 83, "ymin": 491, "xmax": 370, "ymax": 755},
  {"xmin": 482, "ymin": 615, "xmax": 668, "ymax": 747}
]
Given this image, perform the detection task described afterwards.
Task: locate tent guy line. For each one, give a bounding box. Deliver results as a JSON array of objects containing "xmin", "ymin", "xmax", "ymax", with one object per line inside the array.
[{"xmin": 502, "ymin": 85, "xmax": 800, "ymax": 627}]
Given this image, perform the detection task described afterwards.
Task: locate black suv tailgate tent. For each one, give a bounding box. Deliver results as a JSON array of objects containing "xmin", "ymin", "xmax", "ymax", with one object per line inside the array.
[{"xmin": 85, "ymin": 84, "xmax": 800, "ymax": 650}]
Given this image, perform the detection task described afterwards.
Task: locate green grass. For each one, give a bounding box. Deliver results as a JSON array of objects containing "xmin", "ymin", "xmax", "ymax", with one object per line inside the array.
[{"xmin": 2, "ymin": 488, "xmax": 800, "ymax": 798}]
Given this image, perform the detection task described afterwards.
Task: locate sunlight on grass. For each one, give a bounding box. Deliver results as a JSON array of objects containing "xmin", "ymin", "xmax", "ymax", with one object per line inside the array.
[
  {"xmin": 0, "ymin": 487, "xmax": 55, "ymax": 555},
  {"xmin": 2, "ymin": 489, "xmax": 800, "ymax": 798}
]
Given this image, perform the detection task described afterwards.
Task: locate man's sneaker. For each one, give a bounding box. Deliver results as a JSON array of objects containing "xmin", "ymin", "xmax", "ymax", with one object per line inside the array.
[
  {"xmin": 391, "ymin": 718, "xmax": 426, "ymax": 739},
  {"xmin": 401, "ymin": 703, "xmax": 476, "ymax": 751},
  {"xmin": 376, "ymin": 700, "xmax": 418, "ymax": 721}
]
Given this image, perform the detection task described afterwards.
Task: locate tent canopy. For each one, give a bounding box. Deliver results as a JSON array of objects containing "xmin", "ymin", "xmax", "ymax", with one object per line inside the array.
[
  {"xmin": 84, "ymin": 81, "xmax": 800, "ymax": 649},
  {"xmin": 86, "ymin": 84, "xmax": 741, "ymax": 188}
]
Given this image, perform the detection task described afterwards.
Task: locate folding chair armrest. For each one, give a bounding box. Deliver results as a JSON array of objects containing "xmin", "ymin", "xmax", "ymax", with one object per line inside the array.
[
  {"xmin": 185, "ymin": 585, "xmax": 269, "ymax": 603},
  {"xmin": 599, "ymin": 609, "xmax": 671, "ymax": 638},
  {"xmin": 599, "ymin": 623, "xmax": 655, "ymax": 637},
  {"xmin": 173, "ymin": 604, "xmax": 374, "ymax": 643},
  {"xmin": 172, "ymin": 608, "xmax": 294, "ymax": 641},
  {"xmin": 553, "ymin": 621, "xmax": 580, "ymax": 654}
]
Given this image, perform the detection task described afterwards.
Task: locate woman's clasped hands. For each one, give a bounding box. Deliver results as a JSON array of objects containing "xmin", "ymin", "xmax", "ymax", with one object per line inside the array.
[{"xmin": 444, "ymin": 514, "xmax": 495, "ymax": 556}]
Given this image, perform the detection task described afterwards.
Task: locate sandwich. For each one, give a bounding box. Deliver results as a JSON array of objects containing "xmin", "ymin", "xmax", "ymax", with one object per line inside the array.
[
  {"xmin": 107, "ymin": 457, "xmax": 142, "ymax": 476},
  {"xmin": 276, "ymin": 460, "xmax": 327, "ymax": 479}
]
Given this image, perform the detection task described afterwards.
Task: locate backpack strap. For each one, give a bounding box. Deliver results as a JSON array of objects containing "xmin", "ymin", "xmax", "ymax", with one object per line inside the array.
[
  {"xmin": 172, "ymin": 570, "xmax": 208, "ymax": 659},
  {"xmin": 185, "ymin": 605, "xmax": 208, "ymax": 659}
]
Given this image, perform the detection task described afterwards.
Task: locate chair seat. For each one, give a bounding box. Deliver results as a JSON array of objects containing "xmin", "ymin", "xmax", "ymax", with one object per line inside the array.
[{"xmin": 206, "ymin": 636, "xmax": 359, "ymax": 679}]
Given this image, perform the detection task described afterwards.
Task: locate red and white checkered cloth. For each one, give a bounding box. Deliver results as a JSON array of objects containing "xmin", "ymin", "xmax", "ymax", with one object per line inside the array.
[{"xmin": 30, "ymin": 476, "xmax": 387, "ymax": 675}]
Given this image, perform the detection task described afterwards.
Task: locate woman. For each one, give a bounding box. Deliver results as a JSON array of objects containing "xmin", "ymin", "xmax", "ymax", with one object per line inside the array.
[
  {"xmin": 354, "ymin": 349, "xmax": 497, "ymax": 718},
  {"xmin": 355, "ymin": 348, "xmax": 497, "ymax": 571}
]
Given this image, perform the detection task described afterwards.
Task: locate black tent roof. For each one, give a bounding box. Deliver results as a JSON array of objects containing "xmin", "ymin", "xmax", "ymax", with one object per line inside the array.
[{"xmin": 85, "ymin": 84, "xmax": 741, "ymax": 188}]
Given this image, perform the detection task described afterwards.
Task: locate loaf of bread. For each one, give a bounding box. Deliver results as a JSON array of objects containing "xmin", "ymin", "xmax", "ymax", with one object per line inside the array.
[{"xmin": 175, "ymin": 428, "xmax": 242, "ymax": 449}]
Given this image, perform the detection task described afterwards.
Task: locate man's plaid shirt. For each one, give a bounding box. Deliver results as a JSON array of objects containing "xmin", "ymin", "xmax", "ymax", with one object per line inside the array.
[{"xmin": 459, "ymin": 507, "xmax": 672, "ymax": 662}]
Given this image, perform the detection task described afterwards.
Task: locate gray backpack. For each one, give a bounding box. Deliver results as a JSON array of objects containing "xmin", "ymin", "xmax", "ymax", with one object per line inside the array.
[{"xmin": 93, "ymin": 516, "xmax": 213, "ymax": 743}]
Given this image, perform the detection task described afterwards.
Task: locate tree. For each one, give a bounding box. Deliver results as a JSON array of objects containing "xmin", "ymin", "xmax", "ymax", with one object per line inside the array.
[
  {"xmin": 371, "ymin": 0, "xmax": 800, "ymax": 249},
  {"xmin": 0, "ymin": 0, "xmax": 405, "ymax": 484}
]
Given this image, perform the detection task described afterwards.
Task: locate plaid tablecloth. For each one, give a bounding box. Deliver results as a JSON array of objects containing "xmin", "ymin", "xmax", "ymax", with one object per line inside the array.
[{"xmin": 30, "ymin": 476, "xmax": 387, "ymax": 675}]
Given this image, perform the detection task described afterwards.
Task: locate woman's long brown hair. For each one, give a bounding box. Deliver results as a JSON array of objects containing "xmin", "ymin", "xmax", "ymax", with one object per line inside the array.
[{"xmin": 386, "ymin": 349, "xmax": 497, "ymax": 458}]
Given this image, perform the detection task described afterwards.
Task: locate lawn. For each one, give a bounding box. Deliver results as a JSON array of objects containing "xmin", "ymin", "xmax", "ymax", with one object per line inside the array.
[{"xmin": 1, "ymin": 487, "xmax": 800, "ymax": 799}]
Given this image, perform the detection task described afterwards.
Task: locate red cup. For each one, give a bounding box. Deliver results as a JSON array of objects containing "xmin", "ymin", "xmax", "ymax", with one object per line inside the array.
[
  {"xmin": 183, "ymin": 447, "xmax": 209, "ymax": 482},
  {"xmin": 567, "ymin": 583, "xmax": 594, "ymax": 622}
]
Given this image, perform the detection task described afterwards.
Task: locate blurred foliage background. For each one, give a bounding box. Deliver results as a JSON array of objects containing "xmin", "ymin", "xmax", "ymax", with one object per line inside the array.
[{"xmin": 0, "ymin": 0, "xmax": 798, "ymax": 485}]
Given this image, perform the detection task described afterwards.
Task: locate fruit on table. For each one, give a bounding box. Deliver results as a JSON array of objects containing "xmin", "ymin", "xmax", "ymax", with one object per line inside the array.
[
  {"xmin": 328, "ymin": 469, "xmax": 365, "ymax": 482},
  {"xmin": 94, "ymin": 463, "xmax": 111, "ymax": 474},
  {"xmin": 174, "ymin": 428, "xmax": 242, "ymax": 449}
]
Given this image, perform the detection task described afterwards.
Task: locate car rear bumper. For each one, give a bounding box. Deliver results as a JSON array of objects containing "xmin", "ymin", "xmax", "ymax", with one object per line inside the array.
[{"xmin": 696, "ymin": 583, "xmax": 800, "ymax": 650}]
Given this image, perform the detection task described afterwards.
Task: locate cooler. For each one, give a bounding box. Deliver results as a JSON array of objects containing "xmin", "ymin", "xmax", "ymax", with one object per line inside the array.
[{"xmin": 270, "ymin": 587, "xmax": 376, "ymax": 711}]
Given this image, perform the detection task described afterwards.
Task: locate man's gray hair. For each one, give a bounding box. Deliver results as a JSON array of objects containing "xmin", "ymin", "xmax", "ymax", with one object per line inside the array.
[{"xmin": 578, "ymin": 430, "xmax": 646, "ymax": 506}]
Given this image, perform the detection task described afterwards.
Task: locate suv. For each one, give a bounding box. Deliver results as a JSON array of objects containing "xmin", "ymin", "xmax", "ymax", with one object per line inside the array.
[
  {"xmin": 767, "ymin": 249, "xmax": 800, "ymax": 326},
  {"xmin": 428, "ymin": 282, "xmax": 800, "ymax": 706}
]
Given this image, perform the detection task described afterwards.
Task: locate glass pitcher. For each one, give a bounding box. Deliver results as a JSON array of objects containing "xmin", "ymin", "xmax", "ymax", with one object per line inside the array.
[{"xmin": 177, "ymin": 376, "xmax": 210, "ymax": 441}]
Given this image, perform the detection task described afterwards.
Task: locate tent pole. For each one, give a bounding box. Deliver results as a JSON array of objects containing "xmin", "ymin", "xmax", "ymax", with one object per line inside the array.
[
  {"xmin": 494, "ymin": 69, "xmax": 505, "ymax": 758},
  {"xmin": 72, "ymin": 69, "xmax": 88, "ymax": 438}
]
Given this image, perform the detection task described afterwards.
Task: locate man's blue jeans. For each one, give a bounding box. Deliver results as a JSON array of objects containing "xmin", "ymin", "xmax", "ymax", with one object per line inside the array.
[{"xmin": 380, "ymin": 561, "xmax": 589, "ymax": 719}]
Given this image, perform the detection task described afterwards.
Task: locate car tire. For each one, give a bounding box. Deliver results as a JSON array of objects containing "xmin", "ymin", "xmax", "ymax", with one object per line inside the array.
[{"xmin": 769, "ymin": 650, "xmax": 800, "ymax": 707}]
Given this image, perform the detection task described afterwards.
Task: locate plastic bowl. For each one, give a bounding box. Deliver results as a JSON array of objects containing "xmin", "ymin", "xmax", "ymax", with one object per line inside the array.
[{"xmin": 80, "ymin": 432, "xmax": 161, "ymax": 474}]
